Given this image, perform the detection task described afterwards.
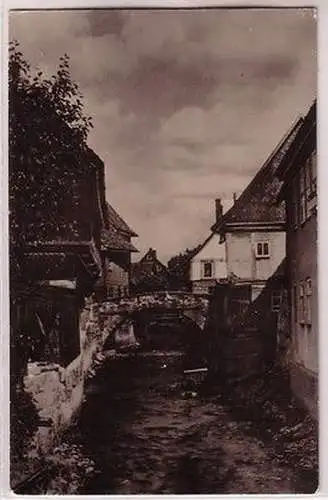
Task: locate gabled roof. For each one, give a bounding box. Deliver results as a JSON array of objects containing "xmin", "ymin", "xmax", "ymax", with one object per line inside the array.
[
  {"xmin": 188, "ymin": 233, "xmax": 216, "ymax": 261},
  {"xmin": 139, "ymin": 248, "xmax": 166, "ymax": 268},
  {"xmin": 276, "ymin": 100, "xmax": 316, "ymax": 183},
  {"xmin": 211, "ymin": 117, "xmax": 304, "ymax": 232},
  {"xmin": 106, "ymin": 203, "xmax": 138, "ymax": 237}
]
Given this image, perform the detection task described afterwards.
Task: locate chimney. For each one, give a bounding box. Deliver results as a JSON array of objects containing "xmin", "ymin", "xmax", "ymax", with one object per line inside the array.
[
  {"xmin": 215, "ymin": 198, "xmax": 223, "ymax": 222},
  {"xmin": 233, "ymin": 192, "xmax": 237, "ymax": 204}
]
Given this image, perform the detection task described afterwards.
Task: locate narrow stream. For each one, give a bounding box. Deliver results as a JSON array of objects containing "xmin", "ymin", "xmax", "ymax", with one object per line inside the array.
[
  {"xmin": 77, "ymin": 351, "xmax": 220, "ymax": 494},
  {"xmin": 58, "ymin": 315, "xmax": 309, "ymax": 496}
]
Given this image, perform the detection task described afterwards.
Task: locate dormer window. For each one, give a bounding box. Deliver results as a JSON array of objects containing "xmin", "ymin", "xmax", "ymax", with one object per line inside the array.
[{"xmin": 255, "ymin": 241, "xmax": 270, "ymax": 259}]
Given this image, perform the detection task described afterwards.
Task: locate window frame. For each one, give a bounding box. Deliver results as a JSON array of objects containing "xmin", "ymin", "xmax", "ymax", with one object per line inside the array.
[
  {"xmin": 271, "ymin": 290, "xmax": 283, "ymax": 312},
  {"xmin": 305, "ymin": 278, "xmax": 312, "ymax": 326},
  {"xmin": 299, "ymin": 282, "xmax": 305, "ymax": 325},
  {"xmin": 293, "ymin": 151, "xmax": 317, "ymax": 229},
  {"xmin": 299, "ymin": 165, "xmax": 308, "ymax": 224},
  {"xmin": 201, "ymin": 259, "xmax": 214, "ymax": 279},
  {"xmin": 255, "ymin": 241, "xmax": 270, "ymax": 259},
  {"xmin": 293, "ymin": 284, "xmax": 298, "ymax": 324}
]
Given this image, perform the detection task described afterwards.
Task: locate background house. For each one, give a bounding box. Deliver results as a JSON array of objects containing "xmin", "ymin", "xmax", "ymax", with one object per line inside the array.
[
  {"xmin": 211, "ymin": 119, "xmax": 303, "ymax": 302},
  {"xmin": 190, "ymin": 199, "xmax": 230, "ymax": 295},
  {"xmin": 131, "ymin": 248, "xmax": 170, "ymax": 293},
  {"xmin": 276, "ymin": 101, "xmax": 317, "ymax": 418},
  {"xmin": 96, "ymin": 202, "xmax": 138, "ymax": 300}
]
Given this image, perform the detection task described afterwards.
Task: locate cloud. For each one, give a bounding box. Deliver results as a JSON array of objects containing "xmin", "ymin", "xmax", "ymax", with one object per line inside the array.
[{"xmin": 9, "ymin": 8, "xmax": 317, "ymax": 261}]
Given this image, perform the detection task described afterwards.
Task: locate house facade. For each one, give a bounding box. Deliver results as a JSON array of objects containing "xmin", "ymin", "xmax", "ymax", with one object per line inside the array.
[
  {"xmin": 190, "ymin": 231, "xmax": 227, "ymax": 295},
  {"xmin": 210, "ymin": 120, "xmax": 303, "ymax": 302},
  {"xmin": 276, "ymin": 101, "xmax": 317, "ymax": 418},
  {"xmin": 97, "ymin": 202, "xmax": 138, "ymax": 300},
  {"xmin": 131, "ymin": 248, "xmax": 170, "ymax": 293},
  {"xmin": 10, "ymin": 147, "xmax": 107, "ymax": 377},
  {"xmin": 197, "ymin": 119, "xmax": 303, "ymax": 373},
  {"xmin": 191, "ymin": 120, "xmax": 302, "ymax": 300}
]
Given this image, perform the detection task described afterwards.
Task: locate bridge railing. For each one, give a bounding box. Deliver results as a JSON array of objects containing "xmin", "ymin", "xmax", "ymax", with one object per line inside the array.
[{"xmin": 98, "ymin": 291, "xmax": 208, "ymax": 316}]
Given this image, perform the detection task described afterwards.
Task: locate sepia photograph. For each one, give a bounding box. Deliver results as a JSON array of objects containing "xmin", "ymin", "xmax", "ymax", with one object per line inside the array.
[{"xmin": 8, "ymin": 7, "xmax": 318, "ymax": 495}]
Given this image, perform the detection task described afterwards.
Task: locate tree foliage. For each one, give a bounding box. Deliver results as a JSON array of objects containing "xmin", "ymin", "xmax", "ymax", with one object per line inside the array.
[
  {"xmin": 9, "ymin": 41, "xmax": 93, "ymax": 265},
  {"xmin": 167, "ymin": 244, "xmax": 203, "ymax": 290}
]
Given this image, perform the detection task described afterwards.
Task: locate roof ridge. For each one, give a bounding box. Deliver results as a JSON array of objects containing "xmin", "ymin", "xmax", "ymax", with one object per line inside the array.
[
  {"xmin": 211, "ymin": 116, "xmax": 304, "ymax": 232},
  {"xmin": 232, "ymin": 117, "xmax": 303, "ymax": 204}
]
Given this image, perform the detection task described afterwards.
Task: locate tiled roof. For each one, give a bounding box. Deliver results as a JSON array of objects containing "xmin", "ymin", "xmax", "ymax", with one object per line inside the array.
[
  {"xmin": 23, "ymin": 240, "xmax": 103, "ymax": 279},
  {"xmin": 276, "ymin": 101, "xmax": 316, "ymax": 181},
  {"xmin": 101, "ymin": 226, "xmax": 138, "ymax": 252},
  {"xmin": 212, "ymin": 118, "xmax": 304, "ymax": 231},
  {"xmin": 106, "ymin": 203, "xmax": 138, "ymax": 237},
  {"xmin": 101, "ymin": 202, "xmax": 138, "ymax": 253}
]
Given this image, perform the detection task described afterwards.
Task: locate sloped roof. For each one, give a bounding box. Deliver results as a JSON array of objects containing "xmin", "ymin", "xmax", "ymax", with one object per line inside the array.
[
  {"xmin": 211, "ymin": 118, "xmax": 304, "ymax": 231},
  {"xmin": 101, "ymin": 202, "xmax": 138, "ymax": 253},
  {"xmin": 139, "ymin": 248, "xmax": 167, "ymax": 268},
  {"xmin": 276, "ymin": 101, "xmax": 316, "ymax": 182},
  {"xmin": 106, "ymin": 203, "xmax": 138, "ymax": 237},
  {"xmin": 187, "ymin": 234, "xmax": 215, "ymax": 261},
  {"xmin": 101, "ymin": 226, "xmax": 138, "ymax": 252}
]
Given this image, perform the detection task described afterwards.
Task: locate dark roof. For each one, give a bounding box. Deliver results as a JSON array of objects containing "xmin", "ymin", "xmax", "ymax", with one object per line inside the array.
[
  {"xmin": 276, "ymin": 101, "xmax": 316, "ymax": 182},
  {"xmin": 106, "ymin": 203, "xmax": 138, "ymax": 237},
  {"xmin": 101, "ymin": 226, "xmax": 138, "ymax": 252},
  {"xmin": 211, "ymin": 118, "xmax": 304, "ymax": 232},
  {"xmin": 100, "ymin": 202, "xmax": 138, "ymax": 253},
  {"xmin": 139, "ymin": 248, "xmax": 167, "ymax": 269},
  {"xmin": 187, "ymin": 234, "xmax": 215, "ymax": 261},
  {"xmin": 24, "ymin": 240, "xmax": 103, "ymax": 279}
]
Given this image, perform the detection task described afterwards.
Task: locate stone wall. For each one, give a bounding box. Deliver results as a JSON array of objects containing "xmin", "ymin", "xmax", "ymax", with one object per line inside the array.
[
  {"xmin": 22, "ymin": 299, "xmax": 122, "ymax": 460},
  {"xmin": 289, "ymin": 361, "xmax": 318, "ymax": 420},
  {"xmin": 19, "ymin": 292, "xmax": 209, "ymax": 464}
]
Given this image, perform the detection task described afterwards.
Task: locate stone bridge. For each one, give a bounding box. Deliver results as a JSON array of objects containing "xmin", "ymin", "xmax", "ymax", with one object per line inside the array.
[{"xmin": 98, "ymin": 291, "xmax": 209, "ymax": 331}]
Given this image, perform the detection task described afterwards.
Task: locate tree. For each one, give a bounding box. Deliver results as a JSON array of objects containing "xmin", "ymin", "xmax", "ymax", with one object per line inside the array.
[
  {"xmin": 167, "ymin": 244, "xmax": 203, "ymax": 290},
  {"xmin": 9, "ymin": 41, "xmax": 93, "ymax": 278}
]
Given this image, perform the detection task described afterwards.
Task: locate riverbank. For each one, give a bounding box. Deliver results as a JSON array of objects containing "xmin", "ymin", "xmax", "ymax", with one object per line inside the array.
[
  {"xmin": 216, "ymin": 363, "xmax": 318, "ymax": 493},
  {"xmin": 11, "ymin": 353, "xmax": 318, "ymax": 495},
  {"xmin": 27, "ymin": 352, "xmax": 317, "ymax": 494}
]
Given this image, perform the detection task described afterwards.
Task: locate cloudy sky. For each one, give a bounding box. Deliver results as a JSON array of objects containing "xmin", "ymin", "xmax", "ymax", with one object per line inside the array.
[{"xmin": 10, "ymin": 8, "xmax": 317, "ymax": 262}]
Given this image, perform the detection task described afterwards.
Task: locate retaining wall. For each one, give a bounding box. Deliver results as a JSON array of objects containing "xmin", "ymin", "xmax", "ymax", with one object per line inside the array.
[{"xmin": 22, "ymin": 300, "xmax": 122, "ymax": 459}]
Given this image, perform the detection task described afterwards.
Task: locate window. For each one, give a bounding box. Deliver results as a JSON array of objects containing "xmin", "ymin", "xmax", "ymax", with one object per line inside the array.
[
  {"xmin": 291, "ymin": 177, "xmax": 300, "ymax": 228},
  {"xmin": 292, "ymin": 284, "xmax": 297, "ymax": 323},
  {"xmin": 255, "ymin": 241, "xmax": 270, "ymax": 259},
  {"xmin": 305, "ymin": 278, "xmax": 312, "ymax": 325},
  {"xmin": 307, "ymin": 152, "xmax": 317, "ymax": 200},
  {"xmin": 299, "ymin": 166, "xmax": 308, "ymax": 224},
  {"xmin": 293, "ymin": 151, "xmax": 317, "ymax": 228},
  {"xmin": 201, "ymin": 260, "xmax": 214, "ymax": 278},
  {"xmin": 271, "ymin": 290, "xmax": 283, "ymax": 312},
  {"xmin": 299, "ymin": 283, "xmax": 305, "ymax": 324}
]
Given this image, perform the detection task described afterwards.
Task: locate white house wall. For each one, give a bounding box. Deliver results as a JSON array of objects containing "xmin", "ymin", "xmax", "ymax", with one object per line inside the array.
[
  {"xmin": 226, "ymin": 231, "xmax": 286, "ymax": 281},
  {"xmin": 190, "ymin": 234, "xmax": 227, "ymax": 281}
]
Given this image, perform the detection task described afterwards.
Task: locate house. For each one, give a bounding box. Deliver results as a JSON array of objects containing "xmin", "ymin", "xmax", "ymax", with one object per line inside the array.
[
  {"xmin": 276, "ymin": 101, "xmax": 317, "ymax": 417},
  {"xmin": 10, "ymin": 146, "xmax": 107, "ymax": 372},
  {"xmin": 191, "ymin": 119, "xmax": 302, "ymax": 297},
  {"xmin": 131, "ymin": 248, "xmax": 170, "ymax": 293},
  {"xmin": 96, "ymin": 202, "xmax": 138, "ymax": 299},
  {"xmin": 190, "ymin": 118, "xmax": 305, "ymax": 376},
  {"xmin": 190, "ymin": 199, "xmax": 232, "ymax": 295},
  {"xmin": 210, "ymin": 118, "xmax": 304, "ymax": 302}
]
